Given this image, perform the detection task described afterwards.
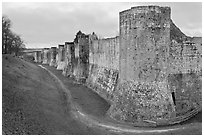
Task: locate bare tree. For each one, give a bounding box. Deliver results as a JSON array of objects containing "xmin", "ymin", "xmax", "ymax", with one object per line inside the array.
[
  {"xmin": 2, "ymin": 15, "xmax": 11, "ymax": 54},
  {"xmin": 2, "ymin": 15, "xmax": 25, "ymax": 55}
]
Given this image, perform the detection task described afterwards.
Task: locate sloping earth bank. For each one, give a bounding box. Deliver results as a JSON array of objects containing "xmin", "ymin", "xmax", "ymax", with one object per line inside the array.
[{"xmin": 2, "ymin": 55, "xmax": 111, "ymax": 134}]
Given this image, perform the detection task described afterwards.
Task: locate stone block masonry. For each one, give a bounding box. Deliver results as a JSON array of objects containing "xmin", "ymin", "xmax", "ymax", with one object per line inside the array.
[
  {"xmin": 109, "ymin": 6, "xmax": 175, "ymax": 125},
  {"xmin": 119, "ymin": 6, "xmax": 171, "ymax": 82},
  {"xmin": 37, "ymin": 51, "xmax": 42, "ymax": 63},
  {"xmin": 168, "ymin": 22, "xmax": 202, "ymax": 118},
  {"xmin": 47, "ymin": 48, "xmax": 51, "ymax": 65},
  {"xmin": 37, "ymin": 5, "xmax": 201, "ymax": 126},
  {"xmin": 62, "ymin": 42, "xmax": 75, "ymax": 77},
  {"xmin": 34, "ymin": 52, "xmax": 37, "ymax": 62},
  {"xmin": 42, "ymin": 48, "xmax": 50, "ymax": 64},
  {"xmin": 56, "ymin": 45, "xmax": 66, "ymax": 70},
  {"xmin": 73, "ymin": 31, "xmax": 90, "ymax": 82},
  {"xmin": 108, "ymin": 6, "xmax": 202, "ymax": 125},
  {"xmin": 86, "ymin": 35, "xmax": 119, "ymax": 101},
  {"xmin": 49, "ymin": 47, "xmax": 57, "ymax": 67},
  {"xmin": 34, "ymin": 51, "xmax": 42, "ymax": 63}
]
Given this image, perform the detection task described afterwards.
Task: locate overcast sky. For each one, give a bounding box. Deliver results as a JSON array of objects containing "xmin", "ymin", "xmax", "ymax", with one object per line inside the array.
[{"xmin": 2, "ymin": 2, "xmax": 202, "ymax": 48}]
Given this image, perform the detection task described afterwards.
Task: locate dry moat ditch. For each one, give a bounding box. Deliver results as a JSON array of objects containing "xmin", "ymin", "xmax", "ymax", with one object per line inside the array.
[
  {"xmin": 39, "ymin": 61, "xmax": 202, "ymax": 135},
  {"xmin": 2, "ymin": 55, "xmax": 202, "ymax": 135}
]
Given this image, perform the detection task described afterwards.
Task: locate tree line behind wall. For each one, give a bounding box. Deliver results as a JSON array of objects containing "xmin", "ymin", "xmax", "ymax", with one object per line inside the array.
[{"xmin": 2, "ymin": 15, "xmax": 25, "ymax": 55}]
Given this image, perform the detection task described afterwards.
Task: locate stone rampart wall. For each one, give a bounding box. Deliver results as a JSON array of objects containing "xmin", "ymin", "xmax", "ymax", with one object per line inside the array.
[
  {"xmin": 37, "ymin": 5, "xmax": 202, "ymax": 126},
  {"xmin": 86, "ymin": 36, "xmax": 119, "ymax": 101}
]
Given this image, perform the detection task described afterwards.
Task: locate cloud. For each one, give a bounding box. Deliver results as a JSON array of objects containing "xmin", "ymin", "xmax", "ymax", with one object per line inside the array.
[
  {"xmin": 2, "ymin": 2, "xmax": 122, "ymax": 47},
  {"xmin": 2, "ymin": 2, "xmax": 202, "ymax": 48},
  {"xmin": 180, "ymin": 27, "xmax": 202, "ymax": 37}
]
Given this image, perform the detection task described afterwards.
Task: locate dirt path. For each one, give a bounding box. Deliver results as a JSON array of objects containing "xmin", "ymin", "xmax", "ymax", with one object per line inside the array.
[{"xmin": 41, "ymin": 64, "xmax": 111, "ymax": 118}]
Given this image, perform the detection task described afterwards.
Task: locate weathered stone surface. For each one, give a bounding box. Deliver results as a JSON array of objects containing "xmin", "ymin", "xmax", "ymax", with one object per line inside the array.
[
  {"xmin": 42, "ymin": 48, "xmax": 50, "ymax": 64},
  {"xmin": 34, "ymin": 51, "xmax": 42, "ymax": 63},
  {"xmin": 169, "ymin": 23, "xmax": 202, "ymax": 74},
  {"xmin": 41, "ymin": 50, "xmax": 43, "ymax": 63},
  {"xmin": 86, "ymin": 35, "xmax": 119, "ymax": 101},
  {"xmin": 37, "ymin": 51, "xmax": 42, "ymax": 63},
  {"xmin": 73, "ymin": 31, "xmax": 89, "ymax": 82},
  {"xmin": 55, "ymin": 51, "xmax": 58, "ymax": 68},
  {"xmin": 86, "ymin": 64, "xmax": 119, "ymax": 102},
  {"xmin": 108, "ymin": 5, "xmax": 201, "ymax": 126},
  {"xmin": 56, "ymin": 45, "xmax": 66, "ymax": 70},
  {"xmin": 89, "ymin": 36, "xmax": 119, "ymax": 70},
  {"xmin": 108, "ymin": 80, "xmax": 175, "ymax": 125},
  {"xmin": 49, "ymin": 47, "xmax": 57, "ymax": 67},
  {"xmin": 108, "ymin": 6, "xmax": 175, "ymax": 125},
  {"xmin": 62, "ymin": 42, "xmax": 75, "ymax": 77},
  {"xmin": 169, "ymin": 22, "xmax": 202, "ymax": 117},
  {"xmin": 47, "ymin": 49, "xmax": 51, "ymax": 65},
  {"xmin": 119, "ymin": 6, "xmax": 170, "ymax": 82},
  {"xmin": 39, "ymin": 5, "xmax": 202, "ymax": 126},
  {"xmin": 33, "ymin": 52, "xmax": 37, "ymax": 62},
  {"xmin": 167, "ymin": 72, "xmax": 202, "ymax": 117}
]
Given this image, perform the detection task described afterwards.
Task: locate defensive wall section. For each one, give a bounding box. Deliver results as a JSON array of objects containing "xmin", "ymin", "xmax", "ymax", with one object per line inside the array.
[
  {"xmin": 34, "ymin": 51, "xmax": 42, "ymax": 63},
  {"xmin": 109, "ymin": 6, "xmax": 175, "ymax": 125},
  {"xmin": 62, "ymin": 42, "xmax": 75, "ymax": 76},
  {"xmin": 42, "ymin": 48, "xmax": 50, "ymax": 64},
  {"xmin": 49, "ymin": 47, "xmax": 57, "ymax": 66},
  {"xmin": 57, "ymin": 45, "xmax": 66, "ymax": 70},
  {"xmin": 73, "ymin": 31, "xmax": 90, "ymax": 82},
  {"xmin": 35, "ymin": 5, "xmax": 201, "ymax": 126},
  {"xmin": 86, "ymin": 35, "xmax": 120, "ymax": 102},
  {"xmin": 168, "ymin": 22, "xmax": 202, "ymax": 118}
]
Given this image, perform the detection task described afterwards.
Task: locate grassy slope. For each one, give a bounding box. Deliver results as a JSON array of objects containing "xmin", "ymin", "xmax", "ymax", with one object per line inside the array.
[
  {"xmin": 2, "ymin": 55, "xmax": 108, "ymax": 134},
  {"xmin": 2, "ymin": 55, "xmax": 48, "ymax": 134}
]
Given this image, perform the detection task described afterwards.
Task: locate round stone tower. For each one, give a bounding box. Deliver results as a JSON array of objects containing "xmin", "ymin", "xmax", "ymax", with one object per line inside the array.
[
  {"xmin": 119, "ymin": 5, "xmax": 171, "ymax": 83},
  {"xmin": 109, "ymin": 6, "xmax": 176, "ymax": 126}
]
